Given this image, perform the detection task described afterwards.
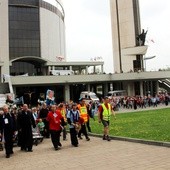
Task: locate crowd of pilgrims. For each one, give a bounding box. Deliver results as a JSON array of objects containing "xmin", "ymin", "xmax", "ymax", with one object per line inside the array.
[
  {"xmin": 110, "ymin": 94, "xmax": 170, "ymax": 110},
  {"xmin": 0, "ymin": 98, "xmax": 96, "ymax": 158},
  {"xmin": 0, "ymin": 93, "xmax": 169, "ymax": 158}
]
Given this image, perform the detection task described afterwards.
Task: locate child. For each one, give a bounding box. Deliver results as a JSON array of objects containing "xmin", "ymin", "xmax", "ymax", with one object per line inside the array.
[{"xmin": 37, "ymin": 119, "xmax": 45, "ymax": 136}]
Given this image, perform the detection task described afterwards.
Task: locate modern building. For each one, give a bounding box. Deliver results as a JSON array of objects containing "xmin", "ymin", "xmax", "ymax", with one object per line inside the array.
[
  {"xmin": 0, "ymin": 0, "xmax": 105, "ymax": 104},
  {"xmin": 0, "ymin": 0, "xmax": 66, "ymax": 77},
  {"xmin": 110, "ymin": 0, "xmax": 148, "ymax": 73},
  {"xmin": 0, "ymin": 0, "xmax": 169, "ymax": 106}
]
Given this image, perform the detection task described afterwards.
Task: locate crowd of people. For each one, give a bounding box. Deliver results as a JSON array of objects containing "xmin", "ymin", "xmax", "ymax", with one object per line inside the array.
[
  {"xmin": 0, "ymin": 97, "xmax": 116, "ymax": 159},
  {"xmin": 109, "ymin": 94, "xmax": 170, "ymax": 111},
  {"xmin": 0, "ymin": 93, "xmax": 169, "ymax": 159}
]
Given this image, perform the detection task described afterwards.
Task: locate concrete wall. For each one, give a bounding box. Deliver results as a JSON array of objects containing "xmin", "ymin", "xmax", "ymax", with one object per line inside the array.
[
  {"xmin": 110, "ymin": 0, "xmax": 141, "ymax": 73},
  {"xmin": 40, "ymin": 8, "xmax": 66, "ymax": 62},
  {"xmin": 0, "ymin": 0, "xmax": 10, "ymax": 80}
]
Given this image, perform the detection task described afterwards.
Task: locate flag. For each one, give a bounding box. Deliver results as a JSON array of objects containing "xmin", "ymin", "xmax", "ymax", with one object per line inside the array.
[{"xmin": 14, "ymin": 96, "xmax": 24, "ymax": 105}]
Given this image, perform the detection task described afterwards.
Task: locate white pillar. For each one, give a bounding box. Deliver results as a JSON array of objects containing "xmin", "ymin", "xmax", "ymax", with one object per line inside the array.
[
  {"xmin": 87, "ymin": 84, "xmax": 90, "ymax": 91},
  {"xmin": 140, "ymin": 81, "xmax": 143, "ymax": 97},
  {"xmin": 0, "ymin": 0, "xmax": 9, "ymax": 82},
  {"xmin": 127, "ymin": 82, "xmax": 134, "ymax": 96},
  {"xmin": 64, "ymin": 84, "xmax": 70, "ymax": 102},
  {"xmin": 101, "ymin": 65, "xmax": 104, "ymax": 73},
  {"xmin": 86, "ymin": 66, "xmax": 88, "ymax": 74},
  {"xmin": 69, "ymin": 66, "xmax": 72, "ymax": 70},
  {"xmin": 155, "ymin": 81, "xmax": 159, "ymax": 95},
  {"xmin": 48, "ymin": 66, "xmax": 51, "ymax": 75}
]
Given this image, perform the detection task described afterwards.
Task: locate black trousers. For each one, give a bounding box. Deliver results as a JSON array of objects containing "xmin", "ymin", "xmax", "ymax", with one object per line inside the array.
[
  {"xmin": 50, "ymin": 130, "xmax": 61, "ymax": 149},
  {"xmin": 70, "ymin": 128, "xmax": 78, "ymax": 146},
  {"xmin": 62, "ymin": 126, "xmax": 67, "ymax": 140},
  {"xmin": 78, "ymin": 124, "xmax": 88, "ymax": 139},
  {"xmin": 86, "ymin": 119, "xmax": 91, "ymax": 132},
  {"xmin": 20, "ymin": 133, "xmax": 33, "ymax": 151},
  {"xmin": 5, "ymin": 137, "xmax": 13, "ymax": 155}
]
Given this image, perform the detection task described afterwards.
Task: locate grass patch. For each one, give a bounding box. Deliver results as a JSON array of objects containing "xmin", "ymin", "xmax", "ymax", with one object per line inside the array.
[{"xmin": 90, "ymin": 108, "xmax": 170, "ymax": 142}]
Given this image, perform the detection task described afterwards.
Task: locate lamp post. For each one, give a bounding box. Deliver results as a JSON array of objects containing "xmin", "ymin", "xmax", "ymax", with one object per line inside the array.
[{"xmin": 143, "ymin": 55, "xmax": 156, "ymax": 71}]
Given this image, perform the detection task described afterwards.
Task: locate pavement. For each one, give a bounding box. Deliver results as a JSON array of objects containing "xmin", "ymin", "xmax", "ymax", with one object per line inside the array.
[{"xmin": 0, "ymin": 136, "xmax": 170, "ymax": 170}]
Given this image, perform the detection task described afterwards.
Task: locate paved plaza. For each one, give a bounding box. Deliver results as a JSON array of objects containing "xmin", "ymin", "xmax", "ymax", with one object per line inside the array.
[{"xmin": 0, "ymin": 136, "xmax": 170, "ymax": 170}]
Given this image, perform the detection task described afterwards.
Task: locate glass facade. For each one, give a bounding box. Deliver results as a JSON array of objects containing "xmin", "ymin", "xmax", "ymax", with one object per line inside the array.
[
  {"xmin": 10, "ymin": 62, "xmax": 35, "ymax": 76},
  {"xmin": 9, "ymin": 6, "xmax": 40, "ymax": 60}
]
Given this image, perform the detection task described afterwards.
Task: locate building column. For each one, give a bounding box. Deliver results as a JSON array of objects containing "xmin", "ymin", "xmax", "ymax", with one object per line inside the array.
[
  {"xmin": 69, "ymin": 66, "xmax": 72, "ymax": 70},
  {"xmin": 93, "ymin": 66, "xmax": 96, "ymax": 74},
  {"xmin": 155, "ymin": 80, "xmax": 159, "ymax": 95},
  {"xmin": 87, "ymin": 84, "xmax": 90, "ymax": 91},
  {"xmin": 140, "ymin": 81, "xmax": 144, "ymax": 96},
  {"xmin": 0, "ymin": 0, "xmax": 10, "ymax": 82},
  {"xmin": 48, "ymin": 66, "xmax": 51, "ymax": 75},
  {"xmin": 79, "ymin": 67, "xmax": 81, "ymax": 74},
  {"xmin": 126, "ymin": 82, "xmax": 134, "ymax": 96},
  {"xmin": 103, "ymin": 83, "xmax": 109, "ymax": 97},
  {"xmin": 150, "ymin": 81, "xmax": 153, "ymax": 96},
  {"xmin": 64, "ymin": 84, "xmax": 70, "ymax": 102},
  {"xmin": 101, "ymin": 65, "xmax": 104, "ymax": 73},
  {"xmin": 85, "ymin": 66, "xmax": 88, "ymax": 74}
]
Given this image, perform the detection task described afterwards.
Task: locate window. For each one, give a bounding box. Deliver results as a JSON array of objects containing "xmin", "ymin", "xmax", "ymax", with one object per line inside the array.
[{"xmin": 9, "ymin": 6, "xmax": 40, "ymax": 60}]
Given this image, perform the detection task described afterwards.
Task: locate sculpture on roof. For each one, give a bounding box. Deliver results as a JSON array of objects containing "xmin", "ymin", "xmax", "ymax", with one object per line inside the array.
[{"xmin": 137, "ymin": 29, "xmax": 148, "ymax": 46}]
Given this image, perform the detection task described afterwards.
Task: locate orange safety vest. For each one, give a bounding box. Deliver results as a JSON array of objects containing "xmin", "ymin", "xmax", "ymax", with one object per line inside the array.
[{"xmin": 79, "ymin": 105, "xmax": 88, "ymax": 123}]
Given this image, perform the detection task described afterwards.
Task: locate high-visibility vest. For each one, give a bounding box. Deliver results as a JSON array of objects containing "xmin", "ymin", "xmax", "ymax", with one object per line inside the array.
[
  {"xmin": 61, "ymin": 108, "xmax": 67, "ymax": 122},
  {"xmin": 101, "ymin": 103, "xmax": 111, "ymax": 121},
  {"xmin": 79, "ymin": 105, "xmax": 88, "ymax": 122}
]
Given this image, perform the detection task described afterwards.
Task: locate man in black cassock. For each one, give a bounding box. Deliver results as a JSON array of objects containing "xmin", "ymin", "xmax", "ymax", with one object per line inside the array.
[
  {"xmin": 17, "ymin": 104, "xmax": 36, "ymax": 152},
  {"xmin": 0, "ymin": 105, "xmax": 16, "ymax": 158}
]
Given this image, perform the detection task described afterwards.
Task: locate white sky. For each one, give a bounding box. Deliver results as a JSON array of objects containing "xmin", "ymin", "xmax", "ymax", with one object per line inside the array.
[{"xmin": 47, "ymin": 0, "xmax": 170, "ymax": 73}]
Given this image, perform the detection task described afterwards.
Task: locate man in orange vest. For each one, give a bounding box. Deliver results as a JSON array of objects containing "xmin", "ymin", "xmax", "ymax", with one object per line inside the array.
[
  {"xmin": 77, "ymin": 98, "xmax": 90, "ymax": 141},
  {"xmin": 98, "ymin": 96, "xmax": 115, "ymax": 141}
]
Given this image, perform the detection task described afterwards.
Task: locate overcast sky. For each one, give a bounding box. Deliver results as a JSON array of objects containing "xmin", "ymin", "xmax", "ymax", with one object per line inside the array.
[{"xmin": 47, "ymin": 0, "xmax": 170, "ymax": 73}]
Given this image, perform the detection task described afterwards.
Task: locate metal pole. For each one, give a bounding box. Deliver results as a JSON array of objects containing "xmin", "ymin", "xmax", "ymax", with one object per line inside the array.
[{"xmin": 115, "ymin": 0, "xmax": 122, "ymax": 73}]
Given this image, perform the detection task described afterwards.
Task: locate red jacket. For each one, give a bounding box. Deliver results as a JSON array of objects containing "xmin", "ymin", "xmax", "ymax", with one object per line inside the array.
[{"xmin": 47, "ymin": 110, "xmax": 63, "ymax": 131}]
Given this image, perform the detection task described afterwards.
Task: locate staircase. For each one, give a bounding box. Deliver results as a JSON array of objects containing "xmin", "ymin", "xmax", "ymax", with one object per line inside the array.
[{"xmin": 158, "ymin": 79, "xmax": 170, "ymax": 92}]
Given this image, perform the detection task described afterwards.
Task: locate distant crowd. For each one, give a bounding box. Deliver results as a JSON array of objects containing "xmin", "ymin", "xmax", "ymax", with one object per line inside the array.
[{"xmin": 108, "ymin": 93, "xmax": 170, "ymax": 111}]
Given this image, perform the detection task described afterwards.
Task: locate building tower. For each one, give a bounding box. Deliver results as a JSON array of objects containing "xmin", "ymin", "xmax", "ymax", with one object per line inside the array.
[
  {"xmin": 110, "ymin": 0, "xmax": 148, "ymax": 73},
  {"xmin": 0, "ymin": 0, "xmax": 66, "ymax": 77}
]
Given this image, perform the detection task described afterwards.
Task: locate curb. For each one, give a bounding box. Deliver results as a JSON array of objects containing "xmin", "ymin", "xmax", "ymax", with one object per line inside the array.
[{"xmin": 89, "ymin": 133, "xmax": 170, "ymax": 148}]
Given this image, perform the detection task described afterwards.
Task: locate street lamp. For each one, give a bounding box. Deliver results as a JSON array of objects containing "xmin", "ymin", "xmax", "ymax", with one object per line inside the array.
[{"xmin": 143, "ymin": 55, "xmax": 156, "ymax": 71}]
